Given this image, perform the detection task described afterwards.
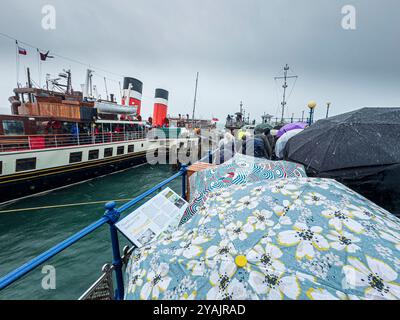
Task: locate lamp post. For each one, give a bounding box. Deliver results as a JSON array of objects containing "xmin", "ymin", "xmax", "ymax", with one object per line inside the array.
[
  {"xmin": 326, "ymin": 102, "xmax": 331, "ymax": 119},
  {"xmin": 308, "ymin": 101, "xmax": 317, "ymax": 125}
]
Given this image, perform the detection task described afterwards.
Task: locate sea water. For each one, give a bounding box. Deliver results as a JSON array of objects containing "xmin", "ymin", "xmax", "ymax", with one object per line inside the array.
[{"xmin": 0, "ymin": 164, "xmax": 180, "ymax": 300}]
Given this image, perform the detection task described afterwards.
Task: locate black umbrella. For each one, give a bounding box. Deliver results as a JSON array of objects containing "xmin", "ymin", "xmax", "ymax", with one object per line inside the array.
[{"xmin": 284, "ymin": 107, "xmax": 400, "ymax": 215}]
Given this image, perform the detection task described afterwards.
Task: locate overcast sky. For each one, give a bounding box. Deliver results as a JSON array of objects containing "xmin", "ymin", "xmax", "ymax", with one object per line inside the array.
[{"xmin": 0, "ymin": 0, "xmax": 399, "ymax": 122}]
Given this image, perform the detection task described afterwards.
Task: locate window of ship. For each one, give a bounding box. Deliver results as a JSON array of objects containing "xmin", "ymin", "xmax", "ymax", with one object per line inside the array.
[
  {"xmin": 128, "ymin": 145, "xmax": 135, "ymax": 153},
  {"xmin": 104, "ymin": 148, "xmax": 113, "ymax": 158},
  {"xmin": 88, "ymin": 150, "xmax": 99, "ymax": 161},
  {"xmin": 0, "ymin": 161, "xmax": 2, "ymax": 175},
  {"xmin": 69, "ymin": 152, "xmax": 83, "ymax": 164},
  {"xmin": 117, "ymin": 146, "xmax": 125, "ymax": 155},
  {"xmin": 16, "ymin": 158, "xmax": 36, "ymax": 172},
  {"xmin": 2, "ymin": 120, "xmax": 25, "ymax": 136}
]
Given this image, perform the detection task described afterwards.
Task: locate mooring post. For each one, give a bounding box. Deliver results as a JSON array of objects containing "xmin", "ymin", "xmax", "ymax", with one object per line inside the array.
[
  {"xmin": 180, "ymin": 164, "xmax": 188, "ymax": 200},
  {"xmin": 104, "ymin": 201, "xmax": 124, "ymax": 300}
]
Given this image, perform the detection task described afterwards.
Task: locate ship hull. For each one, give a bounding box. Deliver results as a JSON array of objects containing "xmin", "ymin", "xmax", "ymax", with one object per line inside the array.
[
  {"xmin": 0, "ymin": 151, "xmax": 151, "ymax": 204},
  {"xmin": 0, "ymin": 136, "xmax": 188, "ymax": 204}
]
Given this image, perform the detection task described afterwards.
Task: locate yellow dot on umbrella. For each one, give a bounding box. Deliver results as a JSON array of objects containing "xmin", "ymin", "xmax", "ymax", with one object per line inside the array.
[{"xmin": 235, "ymin": 255, "xmax": 248, "ymax": 268}]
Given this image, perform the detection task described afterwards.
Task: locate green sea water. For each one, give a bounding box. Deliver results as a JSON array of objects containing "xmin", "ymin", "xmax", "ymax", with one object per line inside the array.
[{"xmin": 0, "ymin": 164, "xmax": 181, "ymax": 300}]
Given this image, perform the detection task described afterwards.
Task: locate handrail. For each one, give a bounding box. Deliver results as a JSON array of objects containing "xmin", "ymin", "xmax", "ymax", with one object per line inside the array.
[
  {"xmin": 0, "ymin": 217, "xmax": 109, "ymax": 291},
  {"xmin": 0, "ymin": 165, "xmax": 188, "ymax": 299},
  {"xmin": 0, "ymin": 131, "xmax": 147, "ymax": 152}
]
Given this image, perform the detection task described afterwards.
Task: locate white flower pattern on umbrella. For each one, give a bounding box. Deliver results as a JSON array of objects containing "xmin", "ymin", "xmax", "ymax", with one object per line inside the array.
[
  {"xmin": 273, "ymin": 200, "xmax": 293, "ymax": 217},
  {"xmin": 326, "ymin": 230, "xmax": 361, "ymax": 253},
  {"xmin": 247, "ymin": 243, "xmax": 285, "ymax": 272},
  {"xmin": 306, "ymin": 288, "xmax": 351, "ymax": 300},
  {"xmin": 140, "ymin": 263, "xmax": 172, "ymax": 300},
  {"xmin": 278, "ymin": 223, "xmax": 330, "ymax": 260},
  {"xmin": 346, "ymin": 204, "xmax": 376, "ymax": 220},
  {"xmin": 207, "ymin": 261, "xmax": 241, "ymax": 300},
  {"xmin": 247, "ymin": 210, "xmax": 275, "ymax": 230},
  {"xmin": 162, "ymin": 230, "xmax": 185, "ymax": 246},
  {"xmin": 269, "ymin": 181, "xmax": 299, "ymax": 196},
  {"xmin": 321, "ymin": 206, "xmax": 367, "ymax": 234},
  {"xmin": 127, "ymin": 269, "xmax": 146, "ymax": 295},
  {"xmin": 249, "ymin": 269, "xmax": 301, "ymax": 300},
  {"xmin": 251, "ymin": 185, "xmax": 266, "ymax": 197},
  {"xmin": 225, "ymin": 221, "xmax": 254, "ymax": 241},
  {"xmin": 186, "ymin": 257, "xmax": 207, "ymax": 276},
  {"xmin": 175, "ymin": 233, "xmax": 210, "ymax": 259},
  {"xmin": 303, "ymin": 192, "xmax": 326, "ymax": 206},
  {"xmin": 343, "ymin": 256, "xmax": 400, "ymax": 300},
  {"xmin": 205, "ymin": 239, "xmax": 237, "ymax": 266},
  {"xmin": 235, "ymin": 195, "xmax": 259, "ymax": 211}
]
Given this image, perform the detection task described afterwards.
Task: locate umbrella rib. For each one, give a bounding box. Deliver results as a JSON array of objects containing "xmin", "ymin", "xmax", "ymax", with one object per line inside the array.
[
  {"xmin": 286, "ymin": 126, "xmax": 337, "ymax": 157},
  {"xmin": 315, "ymin": 125, "xmax": 343, "ymax": 172},
  {"xmin": 290, "ymin": 126, "xmax": 340, "ymax": 172}
]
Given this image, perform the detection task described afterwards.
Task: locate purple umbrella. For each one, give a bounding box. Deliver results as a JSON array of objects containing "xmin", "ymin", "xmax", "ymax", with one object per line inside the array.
[{"xmin": 277, "ymin": 122, "xmax": 308, "ymax": 138}]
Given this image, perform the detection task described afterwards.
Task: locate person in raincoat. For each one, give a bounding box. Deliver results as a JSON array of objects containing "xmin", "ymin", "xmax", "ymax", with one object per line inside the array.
[{"xmin": 218, "ymin": 132, "xmax": 236, "ymax": 164}]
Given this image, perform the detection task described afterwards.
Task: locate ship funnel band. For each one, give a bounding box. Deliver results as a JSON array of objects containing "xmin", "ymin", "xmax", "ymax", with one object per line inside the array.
[
  {"xmin": 123, "ymin": 77, "xmax": 143, "ymax": 93},
  {"xmin": 155, "ymin": 88, "xmax": 169, "ymax": 101}
]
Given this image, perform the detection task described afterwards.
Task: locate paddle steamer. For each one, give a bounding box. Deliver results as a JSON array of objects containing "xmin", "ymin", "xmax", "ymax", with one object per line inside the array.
[{"xmin": 0, "ymin": 69, "xmax": 192, "ymax": 204}]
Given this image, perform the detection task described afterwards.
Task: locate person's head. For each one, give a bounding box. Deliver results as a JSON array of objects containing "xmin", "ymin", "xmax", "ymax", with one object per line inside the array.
[{"xmin": 263, "ymin": 128, "xmax": 271, "ymax": 136}]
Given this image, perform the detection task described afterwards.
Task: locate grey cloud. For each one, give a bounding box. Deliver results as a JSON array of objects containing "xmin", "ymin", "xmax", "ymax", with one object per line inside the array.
[{"xmin": 0, "ymin": 0, "xmax": 399, "ymax": 122}]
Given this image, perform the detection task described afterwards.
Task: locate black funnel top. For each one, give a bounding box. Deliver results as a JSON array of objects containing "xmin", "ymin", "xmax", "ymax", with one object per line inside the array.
[
  {"xmin": 123, "ymin": 77, "xmax": 143, "ymax": 93},
  {"xmin": 155, "ymin": 88, "xmax": 169, "ymax": 100}
]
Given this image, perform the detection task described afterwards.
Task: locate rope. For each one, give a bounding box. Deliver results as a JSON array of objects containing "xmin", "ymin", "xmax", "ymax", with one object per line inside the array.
[
  {"xmin": 0, "ymin": 31, "xmax": 126, "ymax": 80},
  {"xmin": 0, "ymin": 198, "xmax": 136, "ymax": 214}
]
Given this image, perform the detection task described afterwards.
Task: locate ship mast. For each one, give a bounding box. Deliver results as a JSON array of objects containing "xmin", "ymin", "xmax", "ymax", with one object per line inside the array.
[
  {"xmin": 274, "ymin": 64, "xmax": 298, "ymax": 123},
  {"xmin": 192, "ymin": 72, "xmax": 199, "ymax": 127}
]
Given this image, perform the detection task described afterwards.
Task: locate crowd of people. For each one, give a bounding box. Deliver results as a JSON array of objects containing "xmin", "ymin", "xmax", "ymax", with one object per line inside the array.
[{"xmin": 218, "ymin": 128, "xmax": 280, "ymax": 164}]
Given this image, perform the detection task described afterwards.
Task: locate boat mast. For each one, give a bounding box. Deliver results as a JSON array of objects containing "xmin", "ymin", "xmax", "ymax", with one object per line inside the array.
[
  {"xmin": 27, "ymin": 67, "xmax": 33, "ymax": 103},
  {"xmin": 274, "ymin": 64, "xmax": 298, "ymax": 123},
  {"xmin": 192, "ymin": 72, "xmax": 199, "ymax": 127},
  {"xmin": 66, "ymin": 69, "xmax": 72, "ymax": 95},
  {"xmin": 84, "ymin": 69, "xmax": 94, "ymax": 99},
  {"xmin": 104, "ymin": 77, "xmax": 109, "ymax": 101}
]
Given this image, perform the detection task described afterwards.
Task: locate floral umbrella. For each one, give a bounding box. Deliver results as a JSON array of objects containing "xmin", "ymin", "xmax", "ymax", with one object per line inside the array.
[
  {"xmin": 125, "ymin": 178, "xmax": 400, "ymax": 300},
  {"xmin": 182, "ymin": 154, "xmax": 307, "ymax": 224}
]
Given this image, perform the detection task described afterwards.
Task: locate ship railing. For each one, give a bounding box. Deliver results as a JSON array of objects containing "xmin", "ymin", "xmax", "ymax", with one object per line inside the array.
[
  {"xmin": 0, "ymin": 131, "xmax": 147, "ymax": 152},
  {"xmin": 0, "ymin": 164, "xmax": 189, "ymax": 300},
  {"xmin": 269, "ymin": 117, "xmax": 311, "ymax": 126},
  {"xmin": 225, "ymin": 117, "xmax": 312, "ymax": 129}
]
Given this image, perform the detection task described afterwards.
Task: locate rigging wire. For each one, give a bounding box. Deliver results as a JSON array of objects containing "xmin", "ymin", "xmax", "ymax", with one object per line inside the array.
[
  {"xmin": 0, "ymin": 198, "xmax": 136, "ymax": 214},
  {"xmin": 0, "ymin": 31, "xmax": 126, "ymax": 80},
  {"xmin": 286, "ymin": 76, "xmax": 298, "ymax": 102}
]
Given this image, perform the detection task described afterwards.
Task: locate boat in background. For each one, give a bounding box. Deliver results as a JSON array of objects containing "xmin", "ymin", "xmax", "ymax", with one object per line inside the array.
[
  {"xmin": 0, "ymin": 68, "xmax": 194, "ymax": 204},
  {"xmin": 225, "ymin": 101, "xmax": 255, "ymax": 132}
]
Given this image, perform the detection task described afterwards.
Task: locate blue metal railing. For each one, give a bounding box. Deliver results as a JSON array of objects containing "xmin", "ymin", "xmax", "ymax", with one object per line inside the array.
[{"xmin": 0, "ymin": 165, "xmax": 188, "ymax": 300}]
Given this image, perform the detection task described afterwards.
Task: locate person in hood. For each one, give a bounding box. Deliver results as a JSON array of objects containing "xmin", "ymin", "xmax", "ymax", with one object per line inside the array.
[
  {"xmin": 218, "ymin": 132, "xmax": 236, "ymax": 164},
  {"xmin": 252, "ymin": 128, "xmax": 273, "ymax": 159}
]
